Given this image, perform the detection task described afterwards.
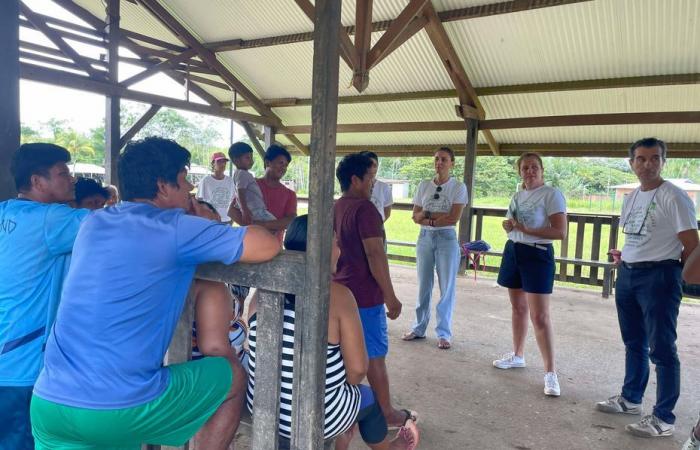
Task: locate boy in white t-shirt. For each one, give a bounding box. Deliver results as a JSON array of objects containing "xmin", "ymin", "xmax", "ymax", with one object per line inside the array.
[
  {"xmin": 196, "ymin": 151, "xmax": 235, "ymax": 222},
  {"xmin": 228, "ymin": 142, "xmax": 276, "ymax": 224}
]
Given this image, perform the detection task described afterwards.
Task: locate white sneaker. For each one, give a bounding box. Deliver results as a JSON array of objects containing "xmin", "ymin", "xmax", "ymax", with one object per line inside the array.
[
  {"xmin": 683, "ymin": 434, "xmax": 700, "ymax": 450},
  {"xmin": 595, "ymin": 395, "xmax": 642, "ymax": 415},
  {"xmin": 492, "ymin": 352, "xmax": 526, "ymax": 369},
  {"xmin": 544, "ymin": 372, "xmax": 560, "ymax": 396},
  {"xmin": 625, "ymin": 414, "xmax": 674, "ymax": 438}
]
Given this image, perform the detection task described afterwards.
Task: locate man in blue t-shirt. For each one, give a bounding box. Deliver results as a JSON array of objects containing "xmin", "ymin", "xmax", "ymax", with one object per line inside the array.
[
  {"xmin": 31, "ymin": 137, "xmax": 280, "ymax": 450},
  {"xmin": 0, "ymin": 143, "xmax": 88, "ymax": 450}
]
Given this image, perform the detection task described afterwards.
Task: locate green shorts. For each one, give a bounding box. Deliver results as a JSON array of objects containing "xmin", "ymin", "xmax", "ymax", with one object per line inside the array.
[{"xmin": 31, "ymin": 357, "xmax": 232, "ymax": 450}]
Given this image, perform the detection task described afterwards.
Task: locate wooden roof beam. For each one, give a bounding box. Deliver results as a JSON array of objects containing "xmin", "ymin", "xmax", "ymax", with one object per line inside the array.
[
  {"xmin": 295, "ymin": 0, "xmax": 358, "ymax": 73},
  {"xmin": 19, "ymin": 62, "xmax": 275, "ymax": 125},
  {"xmin": 353, "ymin": 0, "xmax": 373, "ymax": 92},
  {"xmin": 228, "ymin": 73, "xmax": 700, "ymax": 108},
  {"xmin": 120, "ymin": 49, "xmax": 198, "ymax": 87},
  {"xmin": 283, "ymin": 111, "xmax": 700, "ymax": 133},
  {"xmin": 205, "ymin": 0, "xmax": 592, "ymax": 52},
  {"xmin": 366, "ymin": 0, "xmax": 429, "ymax": 71},
  {"xmin": 20, "ymin": 2, "xmax": 104, "ymax": 79},
  {"xmin": 135, "ymin": 0, "xmax": 309, "ymax": 154}
]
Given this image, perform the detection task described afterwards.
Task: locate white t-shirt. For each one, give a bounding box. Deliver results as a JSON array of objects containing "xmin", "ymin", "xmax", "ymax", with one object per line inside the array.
[
  {"xmin": 506, "ymin": 184, "xmax": 567, "ymax": 244},
  {"xmin": 370, "ymin": 179, "xmax": 393, "ymax": 221},
  {"xmin": 197, "ymin": 174, "xmax": 235, "ymax": 222},
  {"xmin": 620, "ymin": 181, "xmax": 697, "ymax": 263},
  {"xmin": 413, "ymin": 177, "xmax": 468, "ymax": 230}
]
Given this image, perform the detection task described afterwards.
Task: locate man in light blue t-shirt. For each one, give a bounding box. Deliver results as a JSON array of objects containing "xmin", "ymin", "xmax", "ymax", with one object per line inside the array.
[
  {"xmin": 0, "ymin": 143, "xmax": 88, "ymax": 450},
  {"xmin": 31, "ymin": 137, "xmax": 280, "ymax": 450}
]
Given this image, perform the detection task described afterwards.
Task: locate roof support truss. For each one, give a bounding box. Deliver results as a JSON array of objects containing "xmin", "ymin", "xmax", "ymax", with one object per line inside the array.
[
  {"xmin": 352, "ymin": 0, "xmax": 373, "ymax": 92},
  {"xmin": 119, "ymin": 104, "xmax": 161, "ymax": 148},
  {"xmin": 366, "ymin": 0, "xmax": 429, "ymax": 70}
]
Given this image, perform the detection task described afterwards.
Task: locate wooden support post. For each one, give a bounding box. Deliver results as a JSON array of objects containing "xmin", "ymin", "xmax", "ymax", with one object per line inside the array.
[
  {"xmin": 458, "ymin": 118, "xmax": 478, "ymax": 245},
  {"xmin": 251, "ymin": 290, "xmax": 285, "ymax": 450},
  {"xmin": 119, "ymin": 105, "xmax": 161, "ymax": 149},
  {"xmin": 104, "ymin": 0, "xmax": 120, "ymax": 186},
  {"xmin": 264, "ymin": 126, "xmax": 276, "ymax": 149},
  {"xmin": 290, "ymin": 0, "xmax": 341, "ymax": 448},
  {"xmin": 0, "ymin": 0, "xmax": 20, "ymax": 201}
]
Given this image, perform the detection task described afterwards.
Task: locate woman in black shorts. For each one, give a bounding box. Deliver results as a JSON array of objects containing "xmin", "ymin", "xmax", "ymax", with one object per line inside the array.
[{"xmin": 493, "ymin": 153, "xmax": 567, "ymax": 397}]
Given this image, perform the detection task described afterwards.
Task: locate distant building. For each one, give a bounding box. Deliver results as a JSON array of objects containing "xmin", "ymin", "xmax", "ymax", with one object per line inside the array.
[
  {"xmin": 69, "ymin": 163, "xmax": 105, "ymax": 182},
  {"xmin": 378, "ymin": 178, "xmax": 410, "ymax": 200},
  {"xmin": 612, "ymin": 178, "xmax": 700, "ymax": 211}
]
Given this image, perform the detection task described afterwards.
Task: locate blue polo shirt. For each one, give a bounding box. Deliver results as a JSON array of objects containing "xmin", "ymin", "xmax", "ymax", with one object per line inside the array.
[
  {"xmin": 0, "ymin": 199, "xmax": 88, "ymax": 386},
  {"xmin": 34, "ymin": 202, "xmax": 247, "ymax": 409}
]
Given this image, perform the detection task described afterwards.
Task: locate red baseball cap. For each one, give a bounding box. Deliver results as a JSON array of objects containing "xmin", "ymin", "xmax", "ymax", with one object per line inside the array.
[{"xmin": 211, "ymin": 151, "xmax": 229, "ymax": 163}]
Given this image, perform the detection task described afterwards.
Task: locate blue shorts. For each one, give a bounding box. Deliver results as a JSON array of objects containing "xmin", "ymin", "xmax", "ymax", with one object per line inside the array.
[
  {"xmin": 358, "ymin": 304, "xmax": 388, "ymax": 359},
  {"xmin": 497, "ymin": 240, "xmax": 555, "ymax": 294},
  {"xmin": 0, "ymin": 385, "xmax": 34, "ymax": 450}
]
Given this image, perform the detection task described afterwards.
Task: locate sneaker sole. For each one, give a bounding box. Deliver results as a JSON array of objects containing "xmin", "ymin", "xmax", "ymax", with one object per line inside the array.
[
  {"xmin": 544, "ymin": 389, "xmax": 561, "ymax": 397},
  {"xmin": 492, "ymin": 362, "xmax": 526, "ymax": 369},
  {"xmin": 595, "ymin": 405, "xmax": 642, "ymax": 415},
  {"xmin": 625, "ymin": 426, "xmax": 673, "ymax": 438}
]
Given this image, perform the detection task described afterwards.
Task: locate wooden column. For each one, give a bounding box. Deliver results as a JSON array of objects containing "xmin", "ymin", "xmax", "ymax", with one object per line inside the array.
[
  {"xmin": 0, "ymin": 0, "xmax": 20, "ymax": 201},
  {"xmin": 104, "ymin": 0, "xmax": 120, "ymax": 186},
  {"xmin": 290, "ymin": 0, "xmax": 341, "ymax": 449},
  {"xmin": 264, "ymin": 126, "xmax": 276, "ymax": 149},
  {"xmin": 458, "ymin": 118, "xmax": 478, "ymax": 244}
]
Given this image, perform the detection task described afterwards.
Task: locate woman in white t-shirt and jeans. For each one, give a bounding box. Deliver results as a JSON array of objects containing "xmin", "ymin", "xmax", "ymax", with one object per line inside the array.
[
  {"xmin": 494, "ymin": 153, "xmax": 567, "ymax": 397},
  {"xmin": 402, "ymin": 147, "xmax": 468, "ymax": 350}
]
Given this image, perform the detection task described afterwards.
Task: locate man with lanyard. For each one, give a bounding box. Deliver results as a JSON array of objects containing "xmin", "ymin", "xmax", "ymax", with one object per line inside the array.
[
  {"xmin": 596, "ymin": 137, "xmax": 698, "ymax": 438},
  {"xmin": 0, "ymin": 143, "xmax": 88, "ymax": 450}
]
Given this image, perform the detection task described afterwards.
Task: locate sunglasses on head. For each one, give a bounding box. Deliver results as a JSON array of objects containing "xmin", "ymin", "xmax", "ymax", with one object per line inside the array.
[{"xmin": 433, "ymin": 185, "xmax": 443, "ymax": 200}]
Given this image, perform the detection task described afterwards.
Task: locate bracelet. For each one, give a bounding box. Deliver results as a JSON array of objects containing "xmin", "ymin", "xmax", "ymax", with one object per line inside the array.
[{"xmin": 429, "ymin": 219, "xmax": 435, "ymax": 227}]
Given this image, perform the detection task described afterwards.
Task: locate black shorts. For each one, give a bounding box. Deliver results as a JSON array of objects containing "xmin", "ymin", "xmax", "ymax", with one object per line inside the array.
[{"xmin": 497, "ymin": 240, "xmax": 555, "ymax": 294}]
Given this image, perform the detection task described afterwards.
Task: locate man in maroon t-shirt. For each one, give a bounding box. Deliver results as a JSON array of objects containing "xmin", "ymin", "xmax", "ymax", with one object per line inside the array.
[{"xmin": 333, "ymin": 153, "xmax": 415, "ymax": 429}]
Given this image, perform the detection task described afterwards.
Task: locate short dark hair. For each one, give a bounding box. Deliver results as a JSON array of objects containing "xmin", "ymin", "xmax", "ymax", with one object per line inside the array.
[
  {"xmin": 228, "ymin": 142, "xmax": 253, "ymax": 160},
  {"xmin": 284, "ymin": 214, "xmax": 308, "ymax": 252},
  {"xmin": 10, "ymin": 143, "xmax": 71, "ymax": 192},
  {"xmin": 629, "ymin": 137, "xmax": 667, "ymax": 160},
  {"xmin": 336, "ymin": 153, "xmax": 373, "ymax": 192},
  {"xmin": 436, "ymin": 146, "xmax": 456, "ymax": 162},
  {"xmin": 75, "ymin": 177, "xmax": 110, "ymax": 204},
  {"xmin": 118, "ymin": 137, "xmax": 191, "ymax": 201},
  {"xmin": 360, "ymin": 151, "xmax": 379, "ymax": 163},
  {"xmin": 265, "ymin": 145, "xmax": 292, "ymax": 163},
  {"xmin": 197, "ymin": 199, "xmax": 218, "ymax": 216}
]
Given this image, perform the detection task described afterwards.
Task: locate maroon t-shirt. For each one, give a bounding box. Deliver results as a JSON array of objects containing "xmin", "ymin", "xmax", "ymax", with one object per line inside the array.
[{"xmin": 333, "ymin": 196, "xmax": 385, "ymax": 308}]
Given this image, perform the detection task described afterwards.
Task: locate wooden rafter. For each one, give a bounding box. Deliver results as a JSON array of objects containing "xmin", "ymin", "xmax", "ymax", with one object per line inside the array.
[
  {"xmin": 353, "ymin": 0, "xmax": 373, "ymax": 92},
  {"xmin": 135, "ymin": 0, "xmax": 308, "ymax": 154},
  {"xmin": 228, "ymin": 73, "xmax": 700, "ymax": 108},
  {"xmin": 53, "ymin": 0, "xmax": 222, "ymax": 107},
  {"xmin": 422, "ymin": 3, "xmax": 500, "ymax": 155},
  {"xmin": 294, "ymin": 0, "xmax": 358, "ymax": 72},
  {"xmin": 282, "ymin": 111, "xmax": 700, "ymax": 133},
  {"xmin": 204, "ymin": 0, "xmax": 593, "ymax": 52},
  {"xmin": 240, "ymin": 122, "xmax": 267, "ymax": 159},
  {"xmin": 366, "ymin": 0, "xmax": 429, "ymax": 70},
  {"xmin": 19, "ymin": 63, "xmax": 274, "ymax": 125},
  {"xmin": 120, "ymin": 49, "xmax": 198, "ymax": 87},
  {"xmin": 20, "ymin": 2, "xmax": 104, "ymax": 79},
  {"xmin": 119, "ymin": 105, "xmax": 162, "ymax": 148}
]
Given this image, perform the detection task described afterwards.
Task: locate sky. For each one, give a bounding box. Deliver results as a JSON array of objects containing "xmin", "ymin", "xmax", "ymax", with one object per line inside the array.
[{"xmin": 20, "ymin": 0, "xmax": 245, "ymax": 145}]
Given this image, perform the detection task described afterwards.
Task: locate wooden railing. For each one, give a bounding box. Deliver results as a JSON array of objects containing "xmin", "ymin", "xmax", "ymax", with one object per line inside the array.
[
  {"xmin": 149, "ymin": 251, "xmax": 310, "ymax": 450},
  {"xmin": 382, "ymin": 204, "xmax": 621, "ymax": 297}
]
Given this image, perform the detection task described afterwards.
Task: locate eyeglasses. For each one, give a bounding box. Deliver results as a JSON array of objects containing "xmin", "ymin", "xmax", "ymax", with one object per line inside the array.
[
  {"xmin": 433, "ymin": 185, "xmax": 443, "ymax": 200},
  {"xmin": 622, "ymin": 188, "xmax": 659, "ymax": 236}
]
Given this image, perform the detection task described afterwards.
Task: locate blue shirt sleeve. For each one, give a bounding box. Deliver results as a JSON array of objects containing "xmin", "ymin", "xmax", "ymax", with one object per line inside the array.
[
  {"xmin": 44, "ymin": 204, "xmax": 89, "ymax": 256},
  {"xmin": 175, "ymin": 213, "xmax": 247, "ymax": 265}
]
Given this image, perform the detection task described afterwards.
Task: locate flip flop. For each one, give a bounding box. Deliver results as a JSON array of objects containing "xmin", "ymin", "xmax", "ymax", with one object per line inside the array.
[
  {"xmin": 437, "ymin": 339, "xmax": 451, "ymax": 350},
  {"xmin": 402, "ymin": 331, "xmax": 426, "ymax": 341},
  {"xmin": 397, "ymin": 419, "xmax": 420, "ymax": 450},
  {"xmin": 388, "ymin": 409, "xmax": 419, "ymax": 431}
]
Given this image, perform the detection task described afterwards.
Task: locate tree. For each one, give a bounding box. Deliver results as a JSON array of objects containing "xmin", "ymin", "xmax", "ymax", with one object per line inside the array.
[{"xmin": 55, "ymin": 129, "xmax": 97, "ymax": 164}]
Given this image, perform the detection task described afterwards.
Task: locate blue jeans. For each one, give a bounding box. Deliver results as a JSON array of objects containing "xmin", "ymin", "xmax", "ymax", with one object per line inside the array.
[
  {"xmin": 615, "ymin": 262, "xmax": 682, "ymax": 424},
  {"xmin": 412, "ymin": 228, "xmax": 461, "ymax": 340}
]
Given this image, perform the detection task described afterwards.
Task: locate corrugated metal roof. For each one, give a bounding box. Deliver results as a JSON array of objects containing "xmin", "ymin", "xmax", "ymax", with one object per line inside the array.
[{"xmin": 54, "ymin": 0, "xmax": 700, "ymax": 154}]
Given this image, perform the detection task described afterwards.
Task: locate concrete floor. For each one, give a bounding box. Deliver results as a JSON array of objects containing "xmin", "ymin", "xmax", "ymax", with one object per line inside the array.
[{"xmin": 235, "ymin": 265, "xmax": 700, "ymax": 450}]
